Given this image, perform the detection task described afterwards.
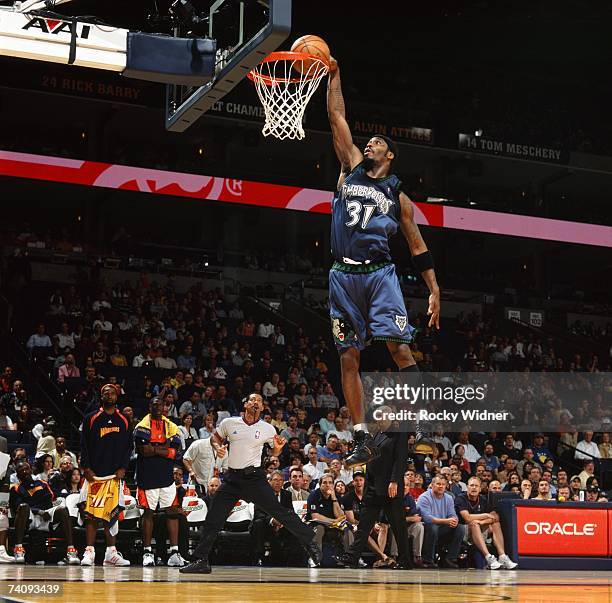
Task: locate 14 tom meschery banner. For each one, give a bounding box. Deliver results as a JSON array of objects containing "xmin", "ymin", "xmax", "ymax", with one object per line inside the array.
[{"xmin": 458, "ymin": 133, "xmax": 569, "ymax": 164}]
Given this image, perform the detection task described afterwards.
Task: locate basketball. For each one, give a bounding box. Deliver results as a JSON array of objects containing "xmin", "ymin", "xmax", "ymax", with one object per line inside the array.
[{"xmin": 291, "ymin": 35, "xmax": 330, "ymax": 72}]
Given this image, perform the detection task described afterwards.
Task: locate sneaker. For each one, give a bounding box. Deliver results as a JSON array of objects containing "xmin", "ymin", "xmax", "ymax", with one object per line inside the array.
[
  {"xmin": 0, "ymin": 546, "xmax": 14, "ymax": 563},
  {"xmin": 13, "ymin": 546, "xmax": 25, "ymax": 564},
  {"xmin": 304, "ymin": 542, "xmax": 321, "ymax": 568},
  {"xmin": 179, "ymin": 558, "xmax": 211, "ymax": 574},
  {"xmin": 81, "ymin": 547, "xmax": 95, "ymax": 566},
  {"xmin": 357, "ymin": 557, "xmax": 368, "ymax": 568},
  {"xmin": 66, "ymin": 547, "xmax": 80, "ymax": 566},
  {"xmin": 345, "ymin": 431, "xmax": 380, "ymax": 468},
  {"xmin": 143, "ymin": 551, "xmax": 155, "ymax": 567},
  {"xmin": 485, "ymin": 554, "xmax": 502, "ymax": 570},
  {"xmin": 103, "ymin": 549, "xmax": 130, "ymax": 567},
  {"xmin": 498, "ymin": 554, "xmax": 518, "ymax": 570},
  {"xmin": 167, "ymin": 552, "xmax": 186, "ymax": 567}
]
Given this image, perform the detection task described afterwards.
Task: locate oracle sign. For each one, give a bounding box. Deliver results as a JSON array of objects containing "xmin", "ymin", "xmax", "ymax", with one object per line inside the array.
[
  {"xmin": 523, "ymin": 521, "xmax": 597, "ymax": 536},
  {"xmin": 517, "ymin": 506, "xmax": 608, "ymax": 556}
]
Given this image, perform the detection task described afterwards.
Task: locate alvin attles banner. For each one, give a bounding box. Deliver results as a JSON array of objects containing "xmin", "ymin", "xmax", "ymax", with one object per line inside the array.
[{"xmin": 1, "ymin": 150, "xmax": 610, "ymax": 248}]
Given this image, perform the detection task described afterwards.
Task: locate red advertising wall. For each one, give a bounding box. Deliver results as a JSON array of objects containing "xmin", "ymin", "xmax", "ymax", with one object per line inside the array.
[{"xmin": 517, "ymin": 506, "xmax": 608, "ymax": 556}]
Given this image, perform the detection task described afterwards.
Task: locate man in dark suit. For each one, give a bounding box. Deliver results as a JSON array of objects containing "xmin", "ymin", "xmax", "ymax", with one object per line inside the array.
[
  {"xmin": 339, "ymin": 407, "xmax": 411, "ymax": 569},
  {"xmin": 250, "ymin": 470, "xmax": 296, "ymax": 565}
]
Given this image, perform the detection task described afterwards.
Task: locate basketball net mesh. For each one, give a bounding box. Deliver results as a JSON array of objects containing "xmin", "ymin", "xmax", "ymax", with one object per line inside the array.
[{"xmin": 249, "ymin": 55, "xmax": 329, "ymax": 140}]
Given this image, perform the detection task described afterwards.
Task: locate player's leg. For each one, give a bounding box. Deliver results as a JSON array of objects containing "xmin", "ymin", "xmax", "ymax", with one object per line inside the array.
[
  {"xmin": 138, "ymin": 488, "xmax": 156, "ymax": 566},
  {"xmin": 13, "ymin": 503, "xmax": 29, "ymax": 562},
  {"xmin": 182, "ymin": 476, "xmax": 242, "ymax": 572},
  {"xmin": 329, "ymin": 268, "xmax": 377, "ymax": 467},
  {"xmin": 53, "ymin": 506, "xmax": 79, "ymax": 564},
  {"xmin": 159, "ymin": 485, "xmax": 185, "ymax": 567}
]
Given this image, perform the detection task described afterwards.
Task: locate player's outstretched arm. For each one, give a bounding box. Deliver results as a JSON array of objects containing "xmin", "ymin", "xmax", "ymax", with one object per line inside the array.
[
  {"xmin": 327, "ymin": 58, "xmax": 363, "ymax": 176},
  {"xmin": 398, "ymin": 192, "xmax": 441, "ymax": 329}
]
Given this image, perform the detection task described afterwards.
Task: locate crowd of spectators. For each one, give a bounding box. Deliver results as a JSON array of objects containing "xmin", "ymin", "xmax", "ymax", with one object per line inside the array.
[{"xmin": 0, "ymin": 272, "xmax": 605, "ymax": 567}]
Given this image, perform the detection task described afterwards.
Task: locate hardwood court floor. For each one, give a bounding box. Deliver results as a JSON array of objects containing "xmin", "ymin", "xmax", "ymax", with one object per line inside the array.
[{"xmin": 0, "ymin": 566, "xmax": 610, "ymax": 603}]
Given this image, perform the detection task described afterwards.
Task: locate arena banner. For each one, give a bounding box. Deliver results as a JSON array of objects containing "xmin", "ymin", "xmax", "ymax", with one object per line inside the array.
[
  {"xmin": 516, "ymin": 506, "xmax": 608, "ymax": 556},
  {"xmin": 1, "ymin": 149, "xmax": 611, "ymax": 248},
  {"xmin": 458, "ymin": 133, "xmax": 568, "ymax": 164},
  {"xmin": 0, "ymin": 58, "xmax": 162, "ymax": 107}
]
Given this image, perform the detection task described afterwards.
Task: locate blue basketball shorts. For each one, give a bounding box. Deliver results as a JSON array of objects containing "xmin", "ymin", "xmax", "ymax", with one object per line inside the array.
[{"xmin": 328, "ymin": 262, "xmax": 415, "ymax": 352}]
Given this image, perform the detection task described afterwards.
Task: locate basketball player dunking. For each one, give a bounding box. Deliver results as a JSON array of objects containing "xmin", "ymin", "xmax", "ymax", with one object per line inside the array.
[{"xmin": 327, "ymin": 58, "xmax": 441, "ymax": 467}]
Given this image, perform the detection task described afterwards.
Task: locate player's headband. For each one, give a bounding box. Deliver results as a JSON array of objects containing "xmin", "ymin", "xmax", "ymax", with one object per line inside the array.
[{"xmin": 375, "ymin": 135, "xmax": 398, "ymax": 161}]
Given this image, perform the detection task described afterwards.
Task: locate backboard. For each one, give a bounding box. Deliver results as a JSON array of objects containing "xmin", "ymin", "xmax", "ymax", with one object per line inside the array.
[{"xmin": 165, "ymin": 0, "xmax": 291, "ymax": 133}]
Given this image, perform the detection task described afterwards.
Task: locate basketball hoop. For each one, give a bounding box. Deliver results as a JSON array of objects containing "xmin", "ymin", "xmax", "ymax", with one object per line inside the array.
[{"xmin": 248, "ymin": 51, "xmax": 329, "ymax": 140}]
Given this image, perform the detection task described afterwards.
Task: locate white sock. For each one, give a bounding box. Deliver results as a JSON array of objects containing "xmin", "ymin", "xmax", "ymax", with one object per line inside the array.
[
  {"xmin": 106, "ymin": 546, "xmax": 116, "ymax": 553},
  {"xmin": 169, "ymin": 546, "xmax": 178, "ymax": 552}
]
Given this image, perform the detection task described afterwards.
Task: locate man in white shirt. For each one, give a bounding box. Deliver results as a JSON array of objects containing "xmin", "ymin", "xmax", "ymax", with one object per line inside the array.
[
  {"xmin": 575, "ymin": 431, "xmax": 601, "ymax": 460},
  {"xmin": 257, "ymin": 322, "xmax": 275, "ymax": 339},
  {"xmin": 155, "ymin": 347, "xmax": 177, "ymax": 370},
  {"xmin": 326, "ymin": 417, "xmax": 352, "ymax": 444},
  {"xmin": 56, "ymin": 323, "xmax": 76, "ymax": 350},
  {"xmin": 303, "ymin": 448, "xmax": 328, "ymax": 481},
  {"xmin": 451, "ymin": 432, "xmax": 481, "ymax": 464},
  {"xmin": 26, "ymin": 324, "xmax": 52, "ymax": 351},
  {"xmin": 92, "ymin": 312, "xmax": 112, "ymax": 332},
  {"xmin": 182, "ymin": 437, "xmax": 227, "ymax": 489}
]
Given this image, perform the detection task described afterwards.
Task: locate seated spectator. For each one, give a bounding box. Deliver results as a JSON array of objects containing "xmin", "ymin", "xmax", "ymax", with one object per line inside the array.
[
  {"xmin": 92, "ymin": 312, "xmax": 112, "ymax": 332},
  {"xmin": 67, "ymin": 468, "xmax": 83, "ymax": 494},
  {"xmin": 108, "ymin": 344, "xmax": 127, "ymax": 367},
  {"xmin": 48, "ymin": 455, "xmax": 75, "ymax": 498},
  {"xmin": 404, "ymin": 470, "xmax": 425, "ymax": 500},
  {"xmin": 598, "ymin": 432, "xmax": 612, "ymax": 459},
  {"xmin": 329, "ymin": 459, "xmax": 353, "ymax": 486},
  {"xmin": 56, "ymin": 323, "xmax": 76, "ymax": 350},
  {"xmin": 319, "ymin": 409, "xmax": 337, "ymax": 436},
  {"xmin": 316, "ymin": 384, "xmax": 339, "ymax": 410},
  {"xmin": 556, "ymin": 485, "xmax": 574, "ymax": 502},
  {"xmin": 280, "ymin": 416, "xmax": 306, "ymax": 446},
  {"xmin": 155, "ymin": 347, "xmax": 177, "ymax": 370},
  {"xmin": 578, "ymin": 460, "xmax": 596, "ymax": 489},
  {"xmin": 570, "ymin": 475, "xmax": 583, "ymax": 499},
  {"xmin": 198, "ymin": 414, "xmax": 216, "ymax": 440},
  {"xmin": 26, "ymin": 324, "xmax": 52, "ymax": 352},
  {"xmin": 499, "ymin": 434, "xmax": 521, "ymax": 461},
  {"xmin": 271, "ymin": 409, "xmax": 287, "ymax": 433},
  {"xmin": 303, "ymin": 447, "xmax": 328, "ymax": 481},
  {"xmin": 417, "ymin": 475, "xmax": 466, "ymax": 569},
  {"xmin": 326, "ymin": 417, "xmax": 352, "ymax": 445},
  {"xmin": 530, "ymin": 434, "xmax": 552, "ymax": 465},
  {"xmin": 9, "ymin": 461, "xmax": 79, "ymax": 564},
  {"xmin": 92, "ymin": 342, "xmax": 108, "ymax": 366},
  {"xmin": 303, "ymin": 432, "xmax": 324, "ymax": 457},
  {"xmin": 179, "ymin": 392, "xmax": 206, "ymax": 420},
  {"xmin": 534, "ymin": 479, "xmax": 552, "ymax": 501},
  {"xmin": 306, "ymin": 473, "xmax": 347, "ymax": 566},
  {"xmin": 455, "ymin": 476, "xmax": 517, "ymax": 569},
  {"xmin": 50, "ymin": 436, "xmax": 77, "ymax": 468},
  {"xmin": 0, "ymin": 379, "xmax": 25, "ymax": 417},
  {"xmin": 293, "ymin": 384, "xmax": 315, "ymax": 409},
  {"xmin": 449, "ymin": 470, "xmax": 467, "ymax": 497},
  {"xmin": 178, "ymin": 414, "xmax": 199, "ymax": 451},
  {"xmin": 403, "ymin": 486, "xmax": 425, "ymax": 567},
  {"xmin": 451, "ymin": 432, "xmax": 481, "ymax": 464},
  {"xmin": 576, "ymin": 431, "xmax": 601, "ymax": 460},
  {"xmin": 586, "ymin": 485, "xmax": 608, "ymax": 503},
  {"xmin": 496, "ymin": 457, "xmax": 517, "ymax": 484},
  {"xmin": 262, "ymin": 373, "xmax": 280, "ymax": 399},
  {"xmin": 250, "ymin": 469, "xmax": 298, "ymax": 565},
  {"xmin": 482, "ymin": 443, "xmax": 500, "ymax": 472},
  {"xmin": 451, "ymin": 447, "xmax": 471, "ymax": 476},
  {"xmin": 319, "ymin": 434, "xmax": 342, "ymax": 463},
  {"xmin": 34, "ymin": 454, "xmax": 54, "ymax": 482},
  {"xmin": 286, "ymin": 467, "xmax": 310, "ymax": 501},
  {"xmin": 176, "ymin": 345, "xmax": 196, "ymax": 371},
  {"xmin": 57, "ymin": 353, "xmax": 80, "ymax": 383},
  {"xmin": 0, "ymin": 406, "xmax": 14, "ymax": 431}
]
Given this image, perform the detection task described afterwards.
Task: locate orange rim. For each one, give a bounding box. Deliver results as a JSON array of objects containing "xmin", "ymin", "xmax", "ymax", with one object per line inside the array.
[{"xmin": 247, "ymin": 51, "xmax": 330, "ymax": 86}]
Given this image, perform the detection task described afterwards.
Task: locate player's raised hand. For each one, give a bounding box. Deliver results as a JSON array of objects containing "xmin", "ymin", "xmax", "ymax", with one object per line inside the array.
[
  {"xmin": 328, "ymin": 56, "xmax": 338, "ymax": 72},
  {"xmin": 427, "ymin": 290, "xmax": 441, "ymax": 330}
]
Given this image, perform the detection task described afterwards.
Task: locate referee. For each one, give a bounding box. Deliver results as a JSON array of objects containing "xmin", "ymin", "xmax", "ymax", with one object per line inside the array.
[{"xmin": 180, "ymin": 393, "xmax": 320, "ymax": 574}]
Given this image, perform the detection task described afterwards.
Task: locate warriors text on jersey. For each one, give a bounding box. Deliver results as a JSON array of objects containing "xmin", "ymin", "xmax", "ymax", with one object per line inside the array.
[{"xmin": 331, "ymin": 162, "xmax": 402, "ymax": 263}]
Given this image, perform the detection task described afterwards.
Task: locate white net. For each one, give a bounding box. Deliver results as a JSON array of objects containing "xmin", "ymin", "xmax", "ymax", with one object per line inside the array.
[{"xmin": 249, "ymin": 53, "xmax": 329, "ymax": 140}]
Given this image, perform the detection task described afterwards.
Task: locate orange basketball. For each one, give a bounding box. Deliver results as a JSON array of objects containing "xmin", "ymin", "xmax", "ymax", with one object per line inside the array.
[{"xmin": 291, "ymin": 35, "xmax": 330, "ymax": 73}]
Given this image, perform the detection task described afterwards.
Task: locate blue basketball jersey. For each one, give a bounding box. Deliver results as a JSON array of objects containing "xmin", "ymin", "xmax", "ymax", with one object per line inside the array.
[{"xmin": 330, "ymin": 162, "xmax": 402, "ymax": 263}]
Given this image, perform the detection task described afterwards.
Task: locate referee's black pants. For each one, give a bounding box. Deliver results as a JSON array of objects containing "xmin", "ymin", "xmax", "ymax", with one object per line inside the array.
[
  {"xmin": 347, "ymin": 486, "xmax": 410, "ymax": 565},
  {"xmin": 193, "ymin": 469, "xmax": 314, "ymax": 559}
]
